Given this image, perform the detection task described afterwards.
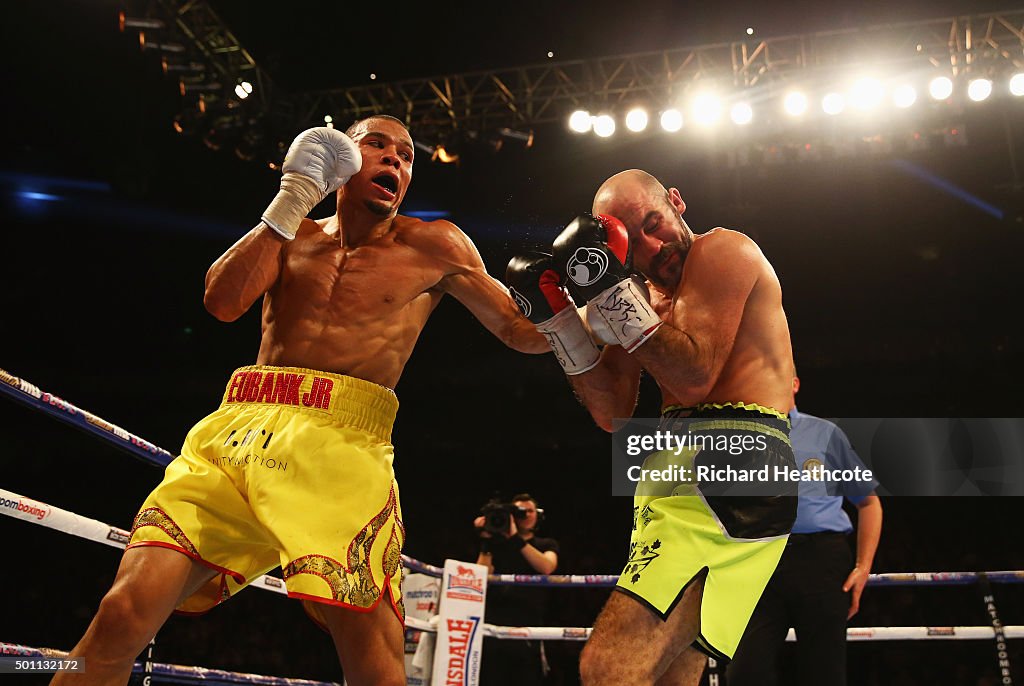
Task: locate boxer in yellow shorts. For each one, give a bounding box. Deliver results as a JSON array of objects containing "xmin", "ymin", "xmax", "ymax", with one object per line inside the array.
[
  {"xmin": 129, "ymin": 366, "xmax": 405, "ymax": 624},
  {"xmin": 54, "ymin": 117, "xmax": 548, "ymax": 686}
]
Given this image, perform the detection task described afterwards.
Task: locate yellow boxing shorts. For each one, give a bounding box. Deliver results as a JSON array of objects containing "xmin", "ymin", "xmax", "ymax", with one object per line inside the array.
[
  {"xmin": 128, "ymin": 365, "xmax": 404, "ymax": 625},
  {"xmin": 616, "ymin": 403, "xmax": 798, "ymax": 661}
]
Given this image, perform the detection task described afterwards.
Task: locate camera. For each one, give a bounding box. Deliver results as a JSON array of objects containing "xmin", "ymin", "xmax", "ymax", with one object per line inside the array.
[{"xmin": 480, "ymin": 499, "xmax": 531, "ymax": 536}]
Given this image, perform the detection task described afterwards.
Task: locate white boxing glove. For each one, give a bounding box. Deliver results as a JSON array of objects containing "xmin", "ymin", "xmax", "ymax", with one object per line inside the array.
[
  {"xmin": 579, "ymin": 304, "xmax": 618, "ymax": 346},
  {"xmin": 261, "ymin": 127, "xmax": 362, "ymax": 240},
  {"xmin": 587, "ymin": 277, "xmax": 663, "ymax": 352}
]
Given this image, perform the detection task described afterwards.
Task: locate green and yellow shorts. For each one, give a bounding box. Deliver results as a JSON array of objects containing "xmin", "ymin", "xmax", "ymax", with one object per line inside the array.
[{"xmin": 616, "ymin": 403, "xmax": 798, "ymax": 661}]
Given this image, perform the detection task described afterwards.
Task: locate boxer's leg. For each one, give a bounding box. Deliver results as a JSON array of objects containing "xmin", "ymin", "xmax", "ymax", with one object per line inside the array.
[
  {"xmin": 52, "ymin": 546, "xmax": 215, "ymax": 686},
  {"xmin": 580, "ymin": 571, "xmax": 706, "ymax": 686},
  {"xmin": 317, "ymin": 600, "xmax": 405, "ymax": 686}
]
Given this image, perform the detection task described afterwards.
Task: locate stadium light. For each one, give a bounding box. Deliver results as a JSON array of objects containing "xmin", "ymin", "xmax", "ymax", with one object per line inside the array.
[
  {"xmin": 822, "ymin": 92, "xmax": 845, "ymax": 115},
  {"xmin": 625, "ymin": 108, "xmax": 649, "ymax": 132},
  {"xmin": 1011, "ymin": 73, "xmax": 1024, "ymax": 97},
  {"xmin": 234, "ymin": 81, "xmax": 253, "ymax": 100},
  {"xmin": 730, "ymin": 102, "xmax": 753, "ymax": 125},
  {"xmin": 593, "ymin": 114, "xmax": 616, "ymax": 138},
  {"xmin": 691, "ymin": 93, "xmax": 721, "ymax": 126},
  {"xmin": 660, "ymin": 109, "xmax": 683, "ymax": 132},
  {"xmin": 569, "ymin": 110, "xmax": 592, "ymax": 133},
  {"xmin": 929, "ymin": 76, "xmax": 954, "ymax": 100},
  {"xmin": 1010, "ymin": 73, "xmax": 1024, "ymax": 96},
  {"xmin": 967, "ymin": 78, "xmax": 992, "ymax": 102},
  {"xmin": 849, "ymin": 77, "xmax": 884, "ymax": 110},
  {"xmin": 892, "ymin": 84, "xmax": 917, "ymax": 108},
  {"xmin": 783, "ymin": 92, "xmax": 808, "ymax": 116}
]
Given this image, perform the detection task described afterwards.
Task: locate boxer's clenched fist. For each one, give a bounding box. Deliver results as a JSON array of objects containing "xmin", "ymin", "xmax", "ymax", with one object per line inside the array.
[
  {"xmin": 553, "ymin": 214, "xmax": 662, "ymax": 352},
  {"xmin": 262, "ymin": 127, "xmax": 361, "ymax": 240},
  {"xmin": 506, "ymin": 252, "xmax": 600, "ymax": 375}
]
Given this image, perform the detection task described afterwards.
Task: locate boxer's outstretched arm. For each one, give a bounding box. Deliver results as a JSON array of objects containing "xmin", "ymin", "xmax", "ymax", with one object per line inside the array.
[
  {"xmin": 568, "ymin": 344, "xmax": 642, "ymax": 432},
  {"xmin": 204, "ymin": 222, "xmax": 286, "ymax": 321},
  {"xmin": 630, "ymin": 231, "xmax": 758, "ymax": 404},
  {"xmin": 426, "ymin": 222, "xmax": 549, "ymax": 353}
]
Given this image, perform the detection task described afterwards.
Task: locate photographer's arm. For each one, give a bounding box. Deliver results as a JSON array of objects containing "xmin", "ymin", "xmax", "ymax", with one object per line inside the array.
[
  {"xmin": 518, "ymin": 541, "xmax": 558, "ymax": 575},
  {"xmin": 474, "ymin": 515, "xmax": 496, "ymax": 573},
  {"xmin": 507, "ymin": 517, "xmax": 558, "ymax": 574}
]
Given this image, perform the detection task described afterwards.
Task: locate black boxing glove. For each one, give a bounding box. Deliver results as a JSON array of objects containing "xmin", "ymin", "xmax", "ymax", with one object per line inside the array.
[
  {"xmin": 553, "ymin": 214, "xmax": 662, "ymax": 352},
  {"xmin": 506, "ymin": 252, "xmax": 600, "ymax": 375}
]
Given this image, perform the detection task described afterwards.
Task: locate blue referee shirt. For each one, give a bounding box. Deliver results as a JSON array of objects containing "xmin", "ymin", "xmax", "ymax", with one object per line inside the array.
[{"xmin": 789, "ymin": 408, "xmax": 879, "ymax": 534}]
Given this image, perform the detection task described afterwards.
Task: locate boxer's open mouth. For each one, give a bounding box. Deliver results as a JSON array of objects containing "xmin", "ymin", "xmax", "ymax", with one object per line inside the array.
[{"xmin": 372, "ymin": 175, "xmax": 398, "ymax": 195}]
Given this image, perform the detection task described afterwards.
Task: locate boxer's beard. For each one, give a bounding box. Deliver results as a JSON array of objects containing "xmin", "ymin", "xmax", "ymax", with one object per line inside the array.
[{"xmin": 647, "ymin": 241, "xmax": 689, "ymax": 289}]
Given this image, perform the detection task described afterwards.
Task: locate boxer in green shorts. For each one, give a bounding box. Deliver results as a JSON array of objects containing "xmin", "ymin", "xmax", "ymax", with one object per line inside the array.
[{"xmin": 506, "ymin": 170, "xmax": 797, "ymax": 685}]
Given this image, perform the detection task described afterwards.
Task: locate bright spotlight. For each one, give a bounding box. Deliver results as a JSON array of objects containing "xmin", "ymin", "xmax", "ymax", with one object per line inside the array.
[
  {"xmin": 929, "ymin": 76, "xmax": 954, "ymax": 100},
  {"xmin": 234, "ymin": 81, "xmax": 253, "ymax": 99},
  {"xmin": 1011, "ymin": 73, "xmax": 1024, "ymax": 97},
  {"xmin": 660, "ymin": 109, "xmax": 683, "ymax": 132},
  {"xmin": 625, "ymin": 108, "xmax": 649, "ymax": 132},
  {"xmin": 691, "ymin": 93, "xmax": 721, "ymax": 126},
  {"xmin": 569, "ymin": 110, "xmax": 592, "ymax": 133},
  {"xmin": 892, "ymin": 84, "xmax": 917, "ymax": 108},
  {"xmin": 968, "ymin": 78, "xmax": 993, "ymax": 102},
  {"xmin": 783, "ymin": 91, "xmax": 808, "ymax": 116},
  {"xmin": 1007, "ymin": 73, "xmax": 1024, "ymax": 97},
  {"xmin": 822, "ymin": 92, "xmax": 845, "ymax": 115},
  {"xmin": 730, "ymin": 102, "xmax": 753, "ymax": 125},
  {"xmin": 593, "ymin": 114, "xmax": 616, "ymax": 138},
  {"xmin": 849, "ymin": 78, "xmax": 884, "ymax": 110}
]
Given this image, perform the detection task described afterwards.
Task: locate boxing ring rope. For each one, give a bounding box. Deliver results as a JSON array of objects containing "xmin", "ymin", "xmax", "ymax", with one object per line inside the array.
[
  {"xmin": 3, "ymin": 484, "xmax": 1022, "ymax": 644},
  {"xmin": 5, "ymin": 367, "xmax": 1022, "ymax": 589},
  {"xmin": 2, "ymin": 365, "xmax": 1022, "ymax": 681},
  {"xmin": 0, "ymin": 642, "xmax": 336, "ymax": 686}
]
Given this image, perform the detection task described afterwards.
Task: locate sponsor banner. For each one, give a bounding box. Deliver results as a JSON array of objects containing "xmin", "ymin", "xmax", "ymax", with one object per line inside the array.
[
  {"xmin": 0, "ymin": 494, "xmax": 49, "ymax": 522},
  {"xmin": 106, "ymin": 528, "xmax": 130, "ymax": 545},
  {"xmin": 254, "ymin": 575, "xmax": 286, "ymax": 594},
  {"xmin": 431, "ymin": 560, "xmax": 487, "ymax": 686},
  {"xmin": 0, "ymin": 488, "xmax": 123, "ymax": 550},
  {"xmin": 0, "ymin": 488, "xmax": 298, "ymax": 599},
  {"xmin": 0, "ymin": 369, "xmax": 21, "ymax": 388},
  {"xmin": 403, "ymin": 573, "xmax": 441, "ymax": 686}
]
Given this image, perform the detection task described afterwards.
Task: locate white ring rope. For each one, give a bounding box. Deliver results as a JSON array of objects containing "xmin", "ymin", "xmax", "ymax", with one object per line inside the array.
[{"xmin": 4, "ymin": 487, "xmax": 1022, "ymax": 643}]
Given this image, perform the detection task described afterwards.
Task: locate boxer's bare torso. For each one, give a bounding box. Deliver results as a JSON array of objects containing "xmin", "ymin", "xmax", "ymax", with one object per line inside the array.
[
  {"xmin": 204, "ymin": 117, "xmax": 545, "ymax": 390},
  {"xmin": 256, "ymin": 214, "xmax": 495, "ymax": 388},
  {"xmin": 649, "ymin": 229, "xmax": 793, "ymax": 413}
]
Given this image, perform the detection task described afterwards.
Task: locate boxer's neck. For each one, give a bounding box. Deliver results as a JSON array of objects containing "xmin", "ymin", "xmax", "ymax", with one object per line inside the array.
[{"xmin": 336, "ymin": 203, "xmax": 395, "ymax": 247}]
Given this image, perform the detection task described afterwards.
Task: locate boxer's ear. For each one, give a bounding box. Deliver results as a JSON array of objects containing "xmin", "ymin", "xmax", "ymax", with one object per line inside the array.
[{"xmin": 668, "ymin": 187, "xmax": 686, "ymax": 215}]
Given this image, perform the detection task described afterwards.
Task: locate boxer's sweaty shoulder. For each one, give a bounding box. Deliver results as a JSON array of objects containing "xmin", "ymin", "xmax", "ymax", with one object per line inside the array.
[
  {"xmin": 391, "ymin": 215, "xmax": 482, "ymax": 281},
  {"xmin": 254, "ymin": 216, "xmax": 447, "ymax": 387},
  {"xmin": 665, "ymin": 228, "xmax": 793, "ymax": 411}
]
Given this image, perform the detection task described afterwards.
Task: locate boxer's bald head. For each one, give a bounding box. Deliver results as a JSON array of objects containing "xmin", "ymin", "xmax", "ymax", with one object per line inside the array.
[
  {"xmin": 592, "ymin": 169, "xmax": 692, "ymax": 290},
  {"xmin": 593, "ymin": 169, "xmax": 671, "ymax": 213}
]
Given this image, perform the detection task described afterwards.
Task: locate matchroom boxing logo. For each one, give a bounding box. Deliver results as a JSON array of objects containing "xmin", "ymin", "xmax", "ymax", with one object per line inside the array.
[
  {"xmin": 0, "ymin": 496, "xmax": 48, "ymax": 520},
  {"xmin": 566, "ymin": 247, "xmax": 609, "ymax": 287}
]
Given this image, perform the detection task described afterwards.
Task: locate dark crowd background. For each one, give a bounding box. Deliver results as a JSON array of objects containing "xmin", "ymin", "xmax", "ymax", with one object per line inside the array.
[{"xmin": 1, "ymin": 1, "xmax": 1022, "ymax": 684}]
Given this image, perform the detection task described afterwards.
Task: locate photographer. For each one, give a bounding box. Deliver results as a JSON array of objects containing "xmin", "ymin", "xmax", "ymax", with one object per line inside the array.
[{"xmin": 473, "ymin": 493, "xmax": 559, "ymax": 685}]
